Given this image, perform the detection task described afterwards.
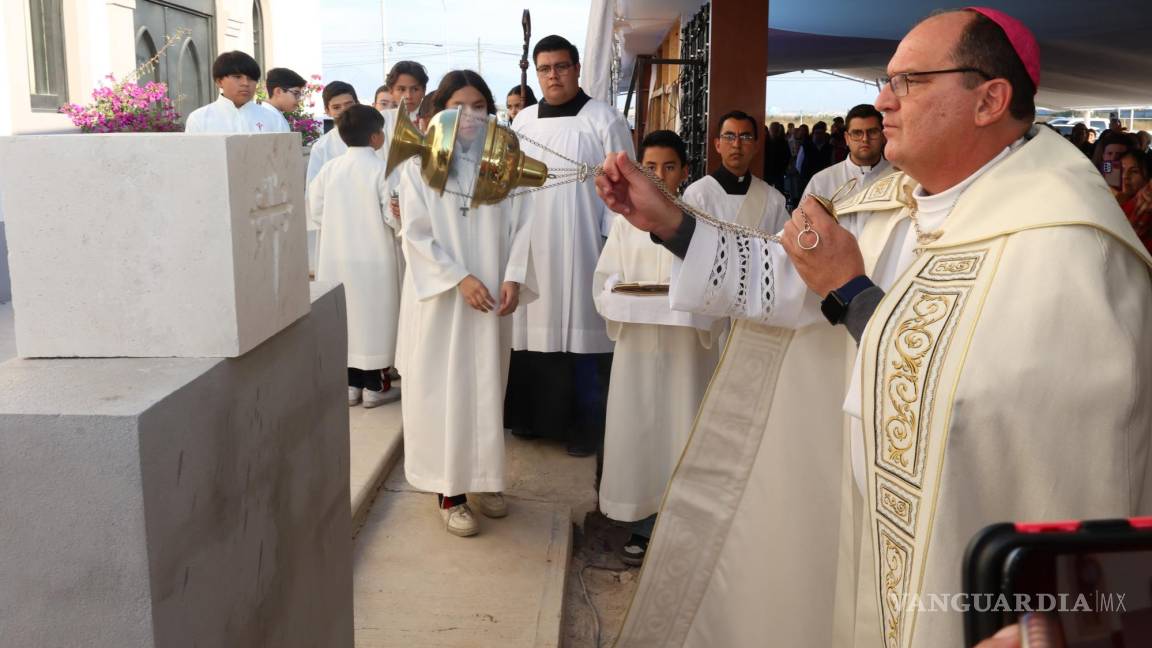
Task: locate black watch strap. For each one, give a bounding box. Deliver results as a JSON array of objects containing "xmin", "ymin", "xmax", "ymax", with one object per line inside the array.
[{"xmin": 821, "ymin": 275, "xmax": 875, "ymax": 325}]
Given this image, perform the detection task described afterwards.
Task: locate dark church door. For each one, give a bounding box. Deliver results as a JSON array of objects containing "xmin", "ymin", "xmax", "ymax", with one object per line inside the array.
[{"xmin": 134, "ymin": 0, "xmax": 215, "ymax": 124}]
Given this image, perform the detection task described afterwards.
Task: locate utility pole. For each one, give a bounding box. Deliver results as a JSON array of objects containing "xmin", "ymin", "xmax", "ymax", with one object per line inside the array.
[
  {"xmin": 380, "ymin": 0, "xmax": 388, "ymax": 81},
  {"xmin": 476, "ymin": 38, "xmax": 482, "ymax": 73}
]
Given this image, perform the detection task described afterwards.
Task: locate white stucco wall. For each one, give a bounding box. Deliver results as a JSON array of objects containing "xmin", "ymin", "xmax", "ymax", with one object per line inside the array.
[{"xmin": 0, "ymin": 0, "xmax": 323, "ymax": 137}]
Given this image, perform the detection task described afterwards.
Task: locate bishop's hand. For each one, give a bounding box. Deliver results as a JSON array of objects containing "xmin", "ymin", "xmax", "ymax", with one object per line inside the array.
[
  {"xmin": 781, "ymin": 196, "xmax": 866, "ymax": 297},
  {"xmin": 595, "ymin": 151, "xmax": 683, "ymax": 241}
]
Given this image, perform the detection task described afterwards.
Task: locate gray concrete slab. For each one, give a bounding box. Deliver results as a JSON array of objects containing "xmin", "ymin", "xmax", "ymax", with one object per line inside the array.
[{"xmin": 0, "ymin": 282, "xmax": 353, "ymax": 648}]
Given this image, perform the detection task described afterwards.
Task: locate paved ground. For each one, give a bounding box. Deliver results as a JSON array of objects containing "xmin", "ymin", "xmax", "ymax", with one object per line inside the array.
[{"xmin": 351, "ymin": 432, "xmax": 638, "ymax": 648}]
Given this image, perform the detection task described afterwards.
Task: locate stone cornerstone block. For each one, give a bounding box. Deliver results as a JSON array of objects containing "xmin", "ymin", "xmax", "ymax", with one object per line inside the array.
[
  {"xmin": 0, "ymin": 133, "xmax": 309, "ymax": 358},
  {"xmin": 0, "ymin": 282, "xmax": 351, "ymax": 648}
]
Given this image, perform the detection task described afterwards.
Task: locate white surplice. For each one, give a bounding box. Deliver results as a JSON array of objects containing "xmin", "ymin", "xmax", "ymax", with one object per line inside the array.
[
  {"xmin": 681, "ymin": 172, "xmax": 790, "ymax": 233},
  {"xmin": 184, "ymin": 95, "xmax": 290, "ymax": 133},
  {"xmin": 509, "ymin": 96, "xmax": 634, "ymax": 353},
  {"xmin": 396, "ymin": 145, "xmax": 533, "ymax": 496},
  {"xmin": 805, "ymin": 157, "xmax": 892, "ymax": 203},
  {"xmin": 308, "ymin": 147, "xmax": 401, "ymax": 369},
  {"xmin": 594, "ymin": 217, "xmax": 721, "ymax": 522}
]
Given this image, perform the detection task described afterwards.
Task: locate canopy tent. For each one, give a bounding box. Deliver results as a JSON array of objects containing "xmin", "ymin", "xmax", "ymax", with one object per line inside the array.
[{"xmin": 586, "ymin": 0, "xmax": 1152, "ymax": 110}]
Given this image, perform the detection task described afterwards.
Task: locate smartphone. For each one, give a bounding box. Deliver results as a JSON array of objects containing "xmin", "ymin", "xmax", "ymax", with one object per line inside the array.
[
  {"xmin": 1102, "ymin": 161, "xmax": 1123, "ymax": 189},
  {"xmin": 963, "ymin": 517, "xmax": 1152, "ymax": 647}
]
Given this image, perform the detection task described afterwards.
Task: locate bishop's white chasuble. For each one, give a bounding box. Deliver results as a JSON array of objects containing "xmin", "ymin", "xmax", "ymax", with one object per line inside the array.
[{"xmin": 616, "ymin": 127, "xmax": 1152, "ymax": 648}]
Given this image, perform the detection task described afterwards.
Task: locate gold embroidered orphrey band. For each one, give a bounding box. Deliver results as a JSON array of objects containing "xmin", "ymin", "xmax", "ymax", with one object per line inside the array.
[{"xmin": 864, "ymin": 241, "xmax": 1001, "ymax": 648}]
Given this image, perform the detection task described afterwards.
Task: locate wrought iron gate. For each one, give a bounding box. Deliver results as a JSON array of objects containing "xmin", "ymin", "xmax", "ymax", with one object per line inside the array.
[{"xmin": 679, "ymin": 3, "xmax": 710, "ymax": 183}]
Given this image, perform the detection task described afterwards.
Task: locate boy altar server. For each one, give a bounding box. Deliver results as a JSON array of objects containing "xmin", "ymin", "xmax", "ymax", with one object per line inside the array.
[
  {"xmin": 594, "ymin": 131, "xmax": 721, "ymax": 565},
  {"xmin": 185, "ymin": 51, "xmax": 289, "ymax": 134},
  {"xmin": 309, "ymin": 105, "xmax": 402, "ymax": 407}
]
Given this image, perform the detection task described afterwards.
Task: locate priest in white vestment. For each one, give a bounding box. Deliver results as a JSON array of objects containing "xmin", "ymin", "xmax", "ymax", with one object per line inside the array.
[
  {"xmin": 184, "ymin": 51, "xmax": 289, "ymax": 134},
  {"xmin": 595, "ymin": 9, "xmax": 1152, "ymax": 648},
  {"xmin": 395, "ymin": 74, "xmax": 533, "ymax": 538},
  {"xmin": 593, "ymin": 131, "xmax": 722, "ymax": 566},
  {"xmin": 682, "ymin": 110, "xmax": 790, "ymax": 238},
  {"xmin": 805, "ymin": 104, "xmax": 892, "ymax": 204},
  {"xmin": 309, "ymin": 106, "xmax": 402, "ymax": 408},
  {"xmin": 503, "ymin": 35, "xmax": 634, "ymax": 458}
]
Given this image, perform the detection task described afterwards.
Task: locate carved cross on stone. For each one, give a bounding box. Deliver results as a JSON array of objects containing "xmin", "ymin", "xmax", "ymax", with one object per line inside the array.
[{"xmin": 251, "ymin": 175, "xmax": 294, "ymax": 301}]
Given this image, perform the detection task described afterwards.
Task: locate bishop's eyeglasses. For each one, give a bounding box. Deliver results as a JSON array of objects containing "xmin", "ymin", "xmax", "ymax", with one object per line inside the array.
[{"xmin": 880, "ymin": 67, "xmax": 992, "ymax": 97}]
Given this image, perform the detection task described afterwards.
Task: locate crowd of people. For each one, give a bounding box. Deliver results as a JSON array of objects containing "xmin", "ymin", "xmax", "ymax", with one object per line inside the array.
[
  {"xmin": 1057, "ymin": 118, "xmax": 1152, "ymax": 254},
  {"xmin": 181, "ymin": 8, "xmax": 1152, "ymax": 646}
]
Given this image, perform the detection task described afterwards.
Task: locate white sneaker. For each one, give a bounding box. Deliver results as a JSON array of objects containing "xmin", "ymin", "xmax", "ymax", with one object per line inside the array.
[
  {"xmin": 348, "ymin": 386, "xmax": 363, "ymax": 406},
  {"xmin": 471, "ymin": 492, "xmax": 507, "ymax": 518},
  {"xmin": 363, "ymin": 385, "xmax": 401, "ymax": 408},
  {"xmin": 439, "ymin": 502, "xmax": 479, "ymax": 537}
]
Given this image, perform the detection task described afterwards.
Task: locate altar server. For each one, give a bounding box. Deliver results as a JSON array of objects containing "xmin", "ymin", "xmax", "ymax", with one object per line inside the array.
[
  {"xmin": 594, "ymin": 130, "xmax": 721, "ymax": 566},
  {"xmin": 396, "ymin": 71, "xmax": 533, "ymax": 538},
  {"xmin": 309, "ymin": 105, "xmax": 402, "ymax": 408},
  {"xmin": 185, "ymin": 51, "xmax": 288, "ymax": 134}
]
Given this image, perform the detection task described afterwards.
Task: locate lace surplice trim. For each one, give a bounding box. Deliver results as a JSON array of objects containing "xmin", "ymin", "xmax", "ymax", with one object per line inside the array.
[{"xmin": 702, "ymin": 232, "xmax": 775, "ymax": 320}]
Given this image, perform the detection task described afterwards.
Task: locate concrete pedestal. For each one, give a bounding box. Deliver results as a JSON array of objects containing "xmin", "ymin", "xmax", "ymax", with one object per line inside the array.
[
  {"xmin": 0, "ymin": 282, "xmax": 352, "ymax": 648},
  {"xmin": 0, "ymin": 133, "xmax": 309, "ymax": 358}
]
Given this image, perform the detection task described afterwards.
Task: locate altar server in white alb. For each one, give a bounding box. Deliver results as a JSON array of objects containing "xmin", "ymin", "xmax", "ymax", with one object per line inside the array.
[
  {"xmin": 184, "ymin": 51, "xmax": 289, "ymax": 134},
  {"xmin": 309, "ymin": 105, "xmax": 402, "ymax": 408},
  {"xmin": 396, "ymin": 71, "xmax": 533, "ymax": 538},
  {"xmin": 594, "ymin": 130, "xmax": 721, "ymax": 566},
  {"xmin": 503, "ymin": 35, "xmax": 635, "ymax": 458},
  {"xmin": 305, "ymin": 82, "xmax": 362, "ymax": 188},
  {"xmin": 259, "ymin": 67, "xmax": 307, "ymax": 133},
  {"xmin": 804, "ymin": 103, "xmax": 891, "ymax": 202},
  {"xmin": 598, "ymin": 8, "xmax": 1152, "ymax": 648},
  {"xmin": 682, "ymin": 110, "xmax": 790, "ymax": 240}
]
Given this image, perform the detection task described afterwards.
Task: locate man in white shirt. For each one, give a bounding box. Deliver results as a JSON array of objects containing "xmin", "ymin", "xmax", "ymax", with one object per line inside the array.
[
  {"xmin": 184, "ymin": 51, "xmax": 289, "ymax": 134},
  {"xmin": 260, "ymin": 67, "xmax": 307, "ymax": 132},
  {"xmin": 805, "ymin": 103, "xmax": 892, "ymax": 202}
]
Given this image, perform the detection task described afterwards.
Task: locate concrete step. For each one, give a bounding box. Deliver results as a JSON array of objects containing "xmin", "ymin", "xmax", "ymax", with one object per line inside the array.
[
  {"xmin": 348, "ymin": 399, "xmax": 404, "ymax": 529},
  {"xmin": 352, "ymin": 435, "xmax": 591, "ymax": 648}
]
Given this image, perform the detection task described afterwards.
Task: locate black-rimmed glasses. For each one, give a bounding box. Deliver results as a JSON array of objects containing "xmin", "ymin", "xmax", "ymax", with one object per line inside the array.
[{"xmin": 881, "ymin": 68, "xmax": 992, "ymax": 97}]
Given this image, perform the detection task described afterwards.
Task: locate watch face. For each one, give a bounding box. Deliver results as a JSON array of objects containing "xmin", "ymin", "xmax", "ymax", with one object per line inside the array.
[{"xmin": 821, "ymin": 292, "xmax": 845, "ymax": 325}]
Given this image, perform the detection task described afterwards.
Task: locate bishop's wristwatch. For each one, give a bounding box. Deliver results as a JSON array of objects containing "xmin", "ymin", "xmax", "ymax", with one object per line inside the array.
[{"xmin": 820, "ymin": 275, "xmax": 876, "ymax": 325}]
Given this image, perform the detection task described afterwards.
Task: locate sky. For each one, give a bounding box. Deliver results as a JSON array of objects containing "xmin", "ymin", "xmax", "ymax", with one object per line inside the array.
[
  {"xmin": 320, "ymin": 0, "xmax": 895, "ymax": 117},
  {"xmin": 321, "ymin": 0, "xmax": 589, "ymax": 111}
]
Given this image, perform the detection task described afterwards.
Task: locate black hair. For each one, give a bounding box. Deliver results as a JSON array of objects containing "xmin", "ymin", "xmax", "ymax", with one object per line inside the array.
[
  {"xmin": 532, "ymin": 35, "xmax": 580, "ymax": 66},
  {"xmin": 1122, "ymin": 149, "xmax": 1150, "ymax": 179},
  {"xmin": 386, "ymin": 61, "xmax": 429, "ymax": 89},
  {"xmin": 211, "ymin": 51, "xmax": 261, "ymax": 82},
  {"xmin": 639, "ymin": 130, "xmax": 688, "ymax": 166},
  {"xmin": 431, "ymin": 70, "xmax": 497, "ymax": 115},
  {"xmin": 322, "ymin": 81, "xmax": 358, "ymax": 109},
  {"xmin": 265, "ymin": 67, "xmax": 306, "ymax": 93},
  {"xmin": 336, "ymin": 105, "xmax": 385, "ymax": 147},
  {"xmin": 947, "ymin": 9, "xmax": 1037, "ymax": 122},
  {"xmin": 716, "ymin": 110, "xmax": 759, "ymax": 140},
  {"xmin": 812, "ymin": 120, "xmax": 828, "ymax": 133},
  {"xmin": 845, "ymin": 104, "xmax": 883, "ymax": 128},
  {"xmin": 374, "ymin": 84, "xmax": 390, "ymax": 99},
  {"xmin": 506, "ymin": 85, "xmax": 538, "ymax": 107}
]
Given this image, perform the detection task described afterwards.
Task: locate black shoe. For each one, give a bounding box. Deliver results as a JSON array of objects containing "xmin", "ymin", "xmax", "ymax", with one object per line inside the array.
[
  {"xmin": 566, "ymin": 442, "xmax": 596, "ymax": 457},
  {"xmin": 618, "ymin": 534, "xmax": 649, "ymax": 566},
  {"xmin": 509, "ymin": 427, "xmax": 541, "ymax": 440}
]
